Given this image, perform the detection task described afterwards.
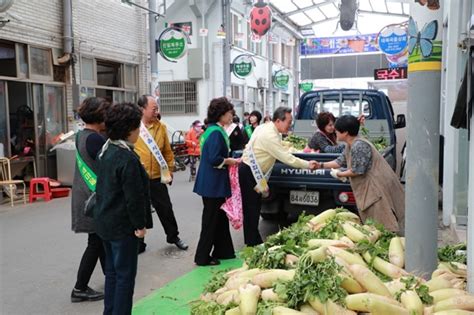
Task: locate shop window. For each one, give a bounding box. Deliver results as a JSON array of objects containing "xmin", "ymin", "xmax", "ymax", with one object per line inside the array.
[
  {"xmin": 30, "ymin": 46, "xmax": 53, "ymax": 80},
  {"xmin": 81, "ymin": 57, "xmax": 95, "ymax": 84},
  {"xmin": 272, "ymin": 43, "xmax": 281, "ymax": 64},
  {"xmin": 231, "ymin": 85, "xmax": 243, "ymax": 101},
  {"xmin": 125, "ymin": 92, "xmax": 137, "ymax": 103},
  {"xmin": 16, "ymin": 43, "xmax": 28, "ymax": 78},
  {"xmin": 232, "ymin": 13, "xmax": 244, "ymax": 48},
  {"xmin": 96, "ymin": 60, "xmax": 121, "ymax": 87},
  {"xmin": 160, "ymin": 81, "xmax": 197, "ymax": 114},
  {"xmin": 282, "ymin": 45, "xmax": 293, "ymax": 68},
  {"xmin": 0, "ymin": 81, "xmax": 8, "ymax": 157},
  {"xmin": 0, "ymin": 41, "xmax": 16, "ymax": 77},
  {"xmin": 124, "ymin": 64, "xmax": 137, "ymax": 89}
]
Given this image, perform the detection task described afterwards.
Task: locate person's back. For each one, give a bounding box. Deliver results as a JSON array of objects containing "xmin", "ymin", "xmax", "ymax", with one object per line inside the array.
[{"xmin": 95, "ymin": 144, "xmax": 149, "ymax": 241}]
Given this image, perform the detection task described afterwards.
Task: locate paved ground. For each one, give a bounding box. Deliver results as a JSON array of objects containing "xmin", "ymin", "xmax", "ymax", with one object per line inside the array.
[
  {"xmin": 0, "ymin": 171, "xmax": 279, "ymax": 315},
  {"xmin": 0, "ymin": 169, "xmax": 460, "ymax": 315}
]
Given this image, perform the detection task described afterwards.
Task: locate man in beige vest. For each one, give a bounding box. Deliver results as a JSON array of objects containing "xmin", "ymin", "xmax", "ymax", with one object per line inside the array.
[
  {"xmin": 319, "ymin": 115, "xmax": 405, "ymax": 234},
  {"xmin": 239, "ymin": 107, "xmax": 319, "ymax": 246}
]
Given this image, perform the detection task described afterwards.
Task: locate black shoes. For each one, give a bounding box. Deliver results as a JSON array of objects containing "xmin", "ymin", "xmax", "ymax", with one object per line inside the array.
[
  {"xmin": 174, "ymin": 239, "xmax": 189, "ymax": 250},
  {"xmin": 71, "ymin": 287, "xmax": 104, "ymax": 303},
  {"xmin": 195, "ymin": 258, "xmax": 220, "ymax": 266}
]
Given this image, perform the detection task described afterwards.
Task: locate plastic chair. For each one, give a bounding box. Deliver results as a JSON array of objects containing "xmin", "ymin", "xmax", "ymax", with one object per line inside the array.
[
  {"xmin": 29, "ymin": 177, "xmax": 52, "ymax": 203},
  {"xmin": 0, "ymin": 157, "xmax": 27, "ymax": 207}
]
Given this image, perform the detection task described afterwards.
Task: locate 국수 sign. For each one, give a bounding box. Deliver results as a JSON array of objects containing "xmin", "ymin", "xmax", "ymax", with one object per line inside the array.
[
  {"xmin": 377, "ymin": 26, "xmax": 408, "ymax": 56},
  {"xmin": 158, "ymin": 28, "xmax": 188, "ymax": 61},
  {"xmin": 232, "ymin": 55, "xmax": 254, "ymax": 79},
  {"xmin": 273, "ymin": 69, "xmax": 290, "ymax": 90},
  {"xmin": 374, "ymin": 67, "xmax": 408, "ymax": 80},
  {"xmin": 299, "ymin": 82, "xmax": 313, "ymax": 92}
]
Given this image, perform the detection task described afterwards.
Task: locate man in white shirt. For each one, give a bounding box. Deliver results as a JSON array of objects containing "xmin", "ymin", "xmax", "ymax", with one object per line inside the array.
[{"xmin": 239, "ymin": 107, "xmax": 319, "ymax": 246}]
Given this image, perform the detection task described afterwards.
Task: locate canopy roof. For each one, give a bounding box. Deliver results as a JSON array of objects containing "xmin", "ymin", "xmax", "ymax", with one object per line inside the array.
[{"xmin": 270, "ymin": 0, "xmax": 410, "ymax": 37}]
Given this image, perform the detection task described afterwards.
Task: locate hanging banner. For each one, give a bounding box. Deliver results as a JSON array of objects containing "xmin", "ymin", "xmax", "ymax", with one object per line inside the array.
[
  {"xmin": 301, "ymin": 34, "xmax": 378, "ymax": 55},
  {"xmin": 170, "ymin": 22, "xmax": 192, "ymax": 35},
  {"xmin": 232, "ymin": 54, "xmax": 255, "ymax": 79},
  {"xmin": 299, "ymin": 82, "xmax": 313, "ymax": 92},
  {"xmin": 407, "ymin": 3, "xmax": 443, "ymax": 72},
  {"xmin": 156, "ymin": 27, "xmax": 191, "ymax": 63},
  {"xmin": 249, "ymin": 0, "xmax": 272, "ymax": 36},
  {"xmin": 273, "ymin": 69, "xmax": 291, "ymax": 90}
]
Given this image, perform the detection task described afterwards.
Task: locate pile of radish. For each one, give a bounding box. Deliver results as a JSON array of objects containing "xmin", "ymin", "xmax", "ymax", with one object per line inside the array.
[{"xmin": 191, "ymin": 208, "xmax": 471, "ymax": 315}]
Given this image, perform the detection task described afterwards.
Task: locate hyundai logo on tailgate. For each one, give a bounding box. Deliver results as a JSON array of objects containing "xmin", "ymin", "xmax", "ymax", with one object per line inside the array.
[{"xmin": 280, "ymin": 169, "xmax": 326, "ymax": 175}]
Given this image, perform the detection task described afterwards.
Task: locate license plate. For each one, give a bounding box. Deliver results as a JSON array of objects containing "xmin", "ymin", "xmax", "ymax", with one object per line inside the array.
[{"xmin": 290, "ymin": 190, "xmax": 319, "ymax": 206}]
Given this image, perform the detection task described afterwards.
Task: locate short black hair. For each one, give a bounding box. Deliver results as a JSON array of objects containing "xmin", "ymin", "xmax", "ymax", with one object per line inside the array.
[
  {"xmin": 335, "ymin": 115, "xmax": 360, "ymax": 136},
  {"xmin": 137, "ymin": 94, "xmax": 153, "ymax": 108},
  {"xmin": 105, "ymin": 102, "xmax": 142, "ymax": 140},
  {"xmin": 272, "ymin": 107, "xmax": 292, "ymax": 122},
  {"xmin": 249, "ymin": 110, "xmax": 262, "ymax": 124},
  {"xmin": 244, "ymin": 112, "xmax": 250, "ymax": 116},
  {"xmin": 207, "ymin": 97, "xmax": 234, "ymax": 124},
  {"xmin": 77, "ymin": 97, "xmax": 110, "ymax": 124},
  {"xmin": 233, "ymin": 116, "xmax": 240, "ymax": 124}
]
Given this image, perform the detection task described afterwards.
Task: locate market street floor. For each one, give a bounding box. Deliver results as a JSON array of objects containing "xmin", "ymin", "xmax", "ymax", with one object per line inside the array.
[
  {"xmin": 0, "ymin": 170, "xmax": 278, "ymax": 315},
  {"xmin": 0, "ymin": 170, "xmax": 460, "ymax": 315}
]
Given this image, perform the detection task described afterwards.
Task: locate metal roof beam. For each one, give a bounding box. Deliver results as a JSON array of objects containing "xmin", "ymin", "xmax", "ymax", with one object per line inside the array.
[{"xmin": 283, "ymin": 0, "xmax": 337, "ymax": 17}]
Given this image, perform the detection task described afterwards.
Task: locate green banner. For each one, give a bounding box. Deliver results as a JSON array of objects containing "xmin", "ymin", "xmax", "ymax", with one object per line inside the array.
[
  {"xmin": 299, "ymin": 82, "xmax": 313, "ymax": 92},
  {"xmin": 160, "ymin": 36, "xmax": 186, "ymax": 60},
  {"xmin": 274, "ymin": 70, "xmax": 290, "ymax": 90}
]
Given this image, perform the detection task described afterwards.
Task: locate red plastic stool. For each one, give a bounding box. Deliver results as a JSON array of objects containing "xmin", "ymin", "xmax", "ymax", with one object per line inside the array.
[{"xmin": 29, "ymin": 177, "xmax": 52, "ymax": 203}]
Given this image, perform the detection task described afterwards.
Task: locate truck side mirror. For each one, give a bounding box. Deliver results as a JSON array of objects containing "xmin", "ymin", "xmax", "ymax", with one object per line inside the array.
[{"xmin": 395, "ymin": 114, "xmax": 406, "ymax": 129}]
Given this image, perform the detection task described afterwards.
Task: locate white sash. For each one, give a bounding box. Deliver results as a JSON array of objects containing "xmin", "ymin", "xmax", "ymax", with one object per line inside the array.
[
  {"xmin": 247, "ymin": 126, "xmax": 273, "ymax": 196},
  {"xmin": 225, "ymin": 123, "xmax": 238, "ymax": 137},
  {"xmin": 139, "ymin": 122, "xmax": 172, "ymax": 184}
]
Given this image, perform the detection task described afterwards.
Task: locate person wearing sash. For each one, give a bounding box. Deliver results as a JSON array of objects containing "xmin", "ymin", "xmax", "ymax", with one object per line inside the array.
[
  {"xmin": 239, "ymin": 107, "xmax": 320, "ymax": 246},
  {"xmin": 193, "ymin": 97, "xmax": 239, "ymax": 266},
  {"xmin": 135, "ymin": 95, "xmax": 188, "ymax": 252},
  {"xmin": 70, "ymin": 97, "xmax": 109, "ymax": 303},
  {"xmin": 242, "ymin": 110, "xmax": 262, "ymax": 145},
  {"xmin": 319, "ymin": 115, "xmax": 405, "ymax": 234},
  {"xmin": 308, "ymin": 112, "xmax": 345, "ymax": 153},
  {"xmin": 93, "ymin": 102, "xmax": 149, "ymax": 315}
]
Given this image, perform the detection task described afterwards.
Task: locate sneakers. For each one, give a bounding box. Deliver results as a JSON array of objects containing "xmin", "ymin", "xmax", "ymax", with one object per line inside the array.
[
  {"xmin": 71, "ymin": 286, "xmax": 104, "ymax": 303},
  {"xmin": 174, "ymin": 238, "xmax": 189, "ymax": 250}
]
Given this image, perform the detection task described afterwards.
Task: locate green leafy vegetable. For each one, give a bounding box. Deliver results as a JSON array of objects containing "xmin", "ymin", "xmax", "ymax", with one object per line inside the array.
[
  {"xmin": 394, "ymin": 275, "xmax": 433, "ymax": 305},
  {"xmin": 438, "ymin": 243, "xmax": 467, "ymax": 264},
  {"xmin": 203, "ymin": 269, "xmax": 229, "ymax": 294},
  {"xmin": 190, "ymin": 300, "xmax": 238, "ymax": 315},
  {"xmin": 284, "ymin": 135, "xmax": 308, "ymax": 150},
  {"xmin": 275, "ymin": 256, "xmax": 347, "ymax": 309}
]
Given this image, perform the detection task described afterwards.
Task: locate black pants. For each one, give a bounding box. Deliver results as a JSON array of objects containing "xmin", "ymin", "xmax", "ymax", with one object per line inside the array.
[
  {"xmin": 238, "ymin": 163, "xmax": 263, "ymax": 246},
  {"xmin": 149, "ymin": 179, "xmax": 179, "ymax": 243},
  {"xmin": 194, "ymin": 197, "xmax": 235, "ymax": 265},
  {"xmin": 75, "ymin": 233, "xmax": 106, "ymax": 291}
]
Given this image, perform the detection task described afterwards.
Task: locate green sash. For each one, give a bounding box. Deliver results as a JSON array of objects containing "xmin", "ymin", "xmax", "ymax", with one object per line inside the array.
[
  {"xmin": 244, "ymin": 125, "xmax": 253, "ymax": 139},
  {"xmin": 200, "ymin": 125, "xmax": 230, "ymax": 152},
  {"xmin": 75, "ymin": 132, "xmax": 97, "ymax": 192}
]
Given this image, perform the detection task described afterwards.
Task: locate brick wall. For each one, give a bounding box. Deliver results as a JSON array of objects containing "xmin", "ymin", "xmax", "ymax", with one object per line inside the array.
[{"xmin": 0, "ymin": 0, "xmax": 150, "ymax": 126}]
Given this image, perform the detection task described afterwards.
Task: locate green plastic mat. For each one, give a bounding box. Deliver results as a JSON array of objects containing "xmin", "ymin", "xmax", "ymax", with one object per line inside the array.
[{"xmin": 132, "ymin": 258, "xmax": 243, "ymax": 315}]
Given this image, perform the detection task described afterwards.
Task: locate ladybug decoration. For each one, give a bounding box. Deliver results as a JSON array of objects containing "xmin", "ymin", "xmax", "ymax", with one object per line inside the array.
[{"xmin": 249, "ymin": 0, "xmax": 272, "ymax": 36}]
